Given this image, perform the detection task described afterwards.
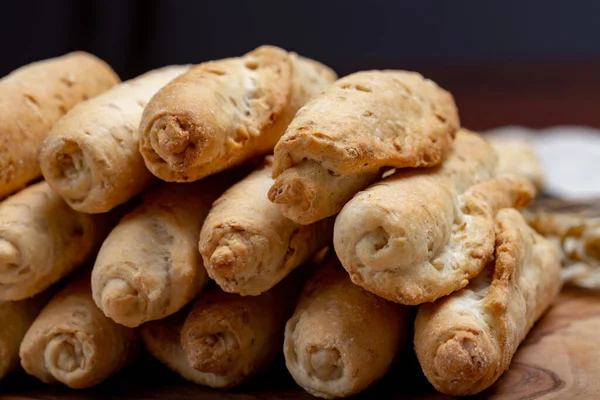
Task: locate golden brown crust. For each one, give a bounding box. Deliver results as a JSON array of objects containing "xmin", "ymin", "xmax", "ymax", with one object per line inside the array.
[
  {"xmin": 268, "ymin": 161, "xmax": 380, "ymax": 225},
  {"xmin": 180, "ymin": 273, "xmax": 302, "ymax": 389},
  {"xmin": 336, "ymin": 172, "xmax": 535, "ymax": 305},
  {"xmin": 269, "ymin": 70, "xmax": 459, "ymax": 224},
  {"xmin": 283, "ymin": 255, "xmax": 410, "ymax": 399},
  {"xmin": 141, "ymin": 309, "xmax": 221, "ymax": 387},
  {"xmin": 0, "ymin": 52, "xmax": 120, "ymax": 199},
  {"xmin": 0, "ymin": 182, "xmax": 112, "ymax": 301},
  {"xmin": 414, "ymin": 208, "xmax": 562, "ymax": 396},
  {"xmin": 199, "ymin": 156, "xmax": 334, "ymax": 295},
  {"xmin": 139, "ymin": 46, "xmax": 336, "ymax": 182},
  {"xmin": 19, "ymin": 271, "xmax": 138, "ymax": 389},
  {"xmin": 92, "ymin": 178, "xmax": 230, "ymax": 328},
  {"xmin": 273, "ymin": 70, "xmax": 459, "ymax": 176},
  {"xmin": 40, "ymin": 65, "xmax": 188, "ymax": 214},
  {"xmin": 0, "ymin": 295, "xmax": 47, "ymax": 380},
  {"xmin": 334, "ymin": 130, "xmax": 536, "ymax": 304}
]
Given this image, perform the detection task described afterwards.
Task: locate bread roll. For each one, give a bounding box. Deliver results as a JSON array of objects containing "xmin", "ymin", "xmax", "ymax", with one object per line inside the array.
[
  {"xmin": 92, "ymin": 175, "xmax": 236, "ymax": 328},
  {"xmin": 20, "ymin": 270, "xmax": 138, "ymax": 389},
  {"xmin": 335, "ymin": 172, "xmax": 535, "ymax": 305},
  {"xmin": 141, "ymin": 309, "xmax": 207, "ymax": 385},
  {"xmin": 334, "ymin": 130, "xmax": 538, "ymax": 304},
  {"xmin": 139, "ymin": 45, "xmax": 336, "ymax": 182},
  {"xmin": 0, "ymin": 182, "xmax": 113, "ymax": 301},
  {"xmin": 180, "ymin": 268, "xmax": 307, "ymax": 389},
  {"xmin": 0, "ymin": 294, "xmax": 48, "ymax": 380},
  {"xmin": 269, "ymin": 70, "xmax": 459, "ymax": 224},
  {"xmin": 284, "ymin": 254, "xmax": 410, "ymax": 399},
  {"xmin": 414, "ymin": 208, "xmax": 562, "ymax": 395},
  {"xmin": 200, "ymin": 156, "xmax": 334, "ymax": 296},
  {"xmin": 0, "ymin": 51, "xmax": 119, "ymax": 199},
  {"xmin": 40, "ymin": 65, "xmax": 189, "ymax": 213}
]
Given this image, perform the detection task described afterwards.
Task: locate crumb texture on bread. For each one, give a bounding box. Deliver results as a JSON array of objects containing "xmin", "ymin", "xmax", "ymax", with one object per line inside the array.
[{"xmin": 414, "ymin": 208, "xmax": 562, "ymax": 396}]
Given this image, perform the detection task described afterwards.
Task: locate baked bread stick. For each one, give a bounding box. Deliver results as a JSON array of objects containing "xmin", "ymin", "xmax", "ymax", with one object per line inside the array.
[
  {"xmin": 40, "ymin": 65, "xmax": 188, "ymax": 213},
  {"xmin": 414, "ymin": 208, "xmax": 562, "ymax": 395},
  {"xmin": 180, "ymin": 266, "xmax": 310, "ymax": 389},
  {"xmin": 200, "ymin": 156, "xmax": 334, "ymax": 296},
  {"xmin": 92, "ymin": 173, "xmax": 238, "ymax": 328},
  {"xmin": 20, "ymin": 270, "xmax": 138, "ymax": 389},
  {"xmin": 335, "ymin": 171, "xmax": 535, "ymax": 305},
  {"xmin": 334, "ymin": 130, "xmax": 537, "ymax": 304},
  {"xmin": 141, "ymin": 309, "xmax": 208, "ymax": 386},
  {"xmin": 139, "ymin": 45, "xmax": 336, "ymax": 182},
  {"xmin": 284, "ymin": 254, "xmax": 410, "ymax": 399},
  {"xmin": 269, "ymin": 70, "xmax": 459, "ymax": 224},
  {"xmin": 0, "ymin": 182, "xmax": 112, "ymax": 301},
  {"xmin": 0, "ymin": 51, "xmax": 119, "ymax": 199}
]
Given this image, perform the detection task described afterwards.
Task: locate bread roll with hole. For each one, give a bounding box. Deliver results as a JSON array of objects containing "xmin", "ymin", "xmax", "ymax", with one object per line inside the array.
[
  {"xmin": 414, "ymin": 208, "xmax": 562, "ymax": 396},
  {"xmin": 0, "ymin": 182, "xmax": 113, "ymax": 301},
  {"xmin": 141, "ymin": 309, "xmax": 209, "ymax": 386},
  {"xmin": 0, "ymin": 52, "xmax": 119, "ymax": 199},
  {"xmin": 199, "ymin": 156, "xmax": 334, "ymax": 296},
  {"xmin": 139, "ymin": 45, "xmax": 336, "ymax": 182},
  {"xmin": 335, "ymin": 130, "xmax": 537, "ymax": 305},
  {"xmin": 40, "ymin": 65, "xmax": 188, "ymax": 214},
  {"xmin": 20, "ymin": 270, "xmax": 138, "ymax": 389},
  {"xmin": 284, "ymin": 254, "xmax": 410, "ymax": 399},
  {"xmin": 92, "ymin": 172, "xmax": 240, "ymax": 328},
  {"xmin": 0, "ymin": 294, "xmax": 48, "ymax": 381},
  {"xmin": 269, "ymin": 70, "xmax": 459, "ymax": 224},
  {"xmin": 489, "ymin": 136, "xmax": 546, "ymax": 189},
  {"xmin": 180, "ymin": 265, "xmax": 310, "ymax": 389}
]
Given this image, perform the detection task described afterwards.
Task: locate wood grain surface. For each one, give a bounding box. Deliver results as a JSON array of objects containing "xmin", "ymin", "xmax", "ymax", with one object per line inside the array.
[{"xmin": 1, "ymin": 287, "xmax": 599, "ymax": 400}]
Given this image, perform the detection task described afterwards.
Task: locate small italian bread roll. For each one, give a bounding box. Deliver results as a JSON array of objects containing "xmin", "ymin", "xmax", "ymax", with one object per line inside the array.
[
  {"xmin": 335, "ymin": 129, "xmax": 539, "ymax": 305},
  {"xmin": 141, "ymin": 309, "xmax": 207, "ymax": 386},
  {"xmin": 92, "ymin": 177, "xmax": 231, "ymax": 328},
  {"xmin": 20, "ymin": 270, "xmax": 139, "ymax": 389},
  {"xmin": 180, "ymin": 264, "xmax": 311, "ymax": 389},
  {"xmin": 0, "ymin": 51, "xmax": 119, "ymax": 199},
  {"xmin": 414, "ymin": 208, "xmax": 563, "ymax": 396},
  {"xmin": 40, "ymin": 65, "xmax": 189, "ymax": 214},
  {"xmin": 199, "ymin": 155, "xmax": 334, "ymax": 296},
  {"xmin": 0, "ymin": 182, "xmax": 112, "ymax": 301},
  {"xmin": 284, "ymin": 255, "xmax": 410, "ymax": 399},
  {"xmin": 269, "ymin": 70, "xmax": 460, "ymax": 225},
  {"xmin": 335, "ymin": 171, "xmax": 535, "ymax": 305},
  {"xmin": 0, "ymin": 294, "xmax": 48, "ymax": 381},
  {"xmin": 139, "ymin": 45, "xmax": 337, "ymax": 182}
]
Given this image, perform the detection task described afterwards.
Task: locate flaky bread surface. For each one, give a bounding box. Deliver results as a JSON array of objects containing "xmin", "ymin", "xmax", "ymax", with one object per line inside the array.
[
  {"xmin": 40, "ymin": 65, "xmax": 188, "ymax": 213},
  {"xmin": 414, "ymin": 208, "xmax": 562, "ymax": 396},
  {"xmin": 0, "ymin": 52, "xmax": 119, "ymax": 199},
  {"xmin": 139, "ymin": 46, "xmax": 336, "ymax": 182},
  {"xmin": 269, "ymin": 70, "xmax": 459, "ymax": 224},
  {"xmin": 200, "ymin": 156, "xmax": 334, "ymax": 295}
]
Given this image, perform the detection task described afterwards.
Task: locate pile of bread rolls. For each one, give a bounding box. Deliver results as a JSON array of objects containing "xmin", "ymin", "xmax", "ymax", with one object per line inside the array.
[{"xmin": 0, "ymin": 45, "xmax": 562, "ymax": 398}]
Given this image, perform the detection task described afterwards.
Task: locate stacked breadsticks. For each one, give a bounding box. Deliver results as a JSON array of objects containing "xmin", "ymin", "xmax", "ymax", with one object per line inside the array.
[{"xmin": 0, "ymin": 45, "xmax": 561, "ymax": 398}]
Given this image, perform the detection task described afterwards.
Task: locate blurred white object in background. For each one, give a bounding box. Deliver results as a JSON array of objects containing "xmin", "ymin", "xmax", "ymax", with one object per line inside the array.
[{"xmin": 485, "ymin": 126, "xmax": 600, "ymax": 200}]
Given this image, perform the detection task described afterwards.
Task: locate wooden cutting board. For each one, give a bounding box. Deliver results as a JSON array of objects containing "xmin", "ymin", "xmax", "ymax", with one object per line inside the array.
[{"xmin": 1, "ymin": 287, "xmax": 599, "ymax": 400}]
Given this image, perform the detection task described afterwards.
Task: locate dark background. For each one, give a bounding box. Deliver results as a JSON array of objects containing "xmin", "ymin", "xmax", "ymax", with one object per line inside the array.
[{"xmin": 3, "ymin": 0, "xmax": 600, "ymax": 130}]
